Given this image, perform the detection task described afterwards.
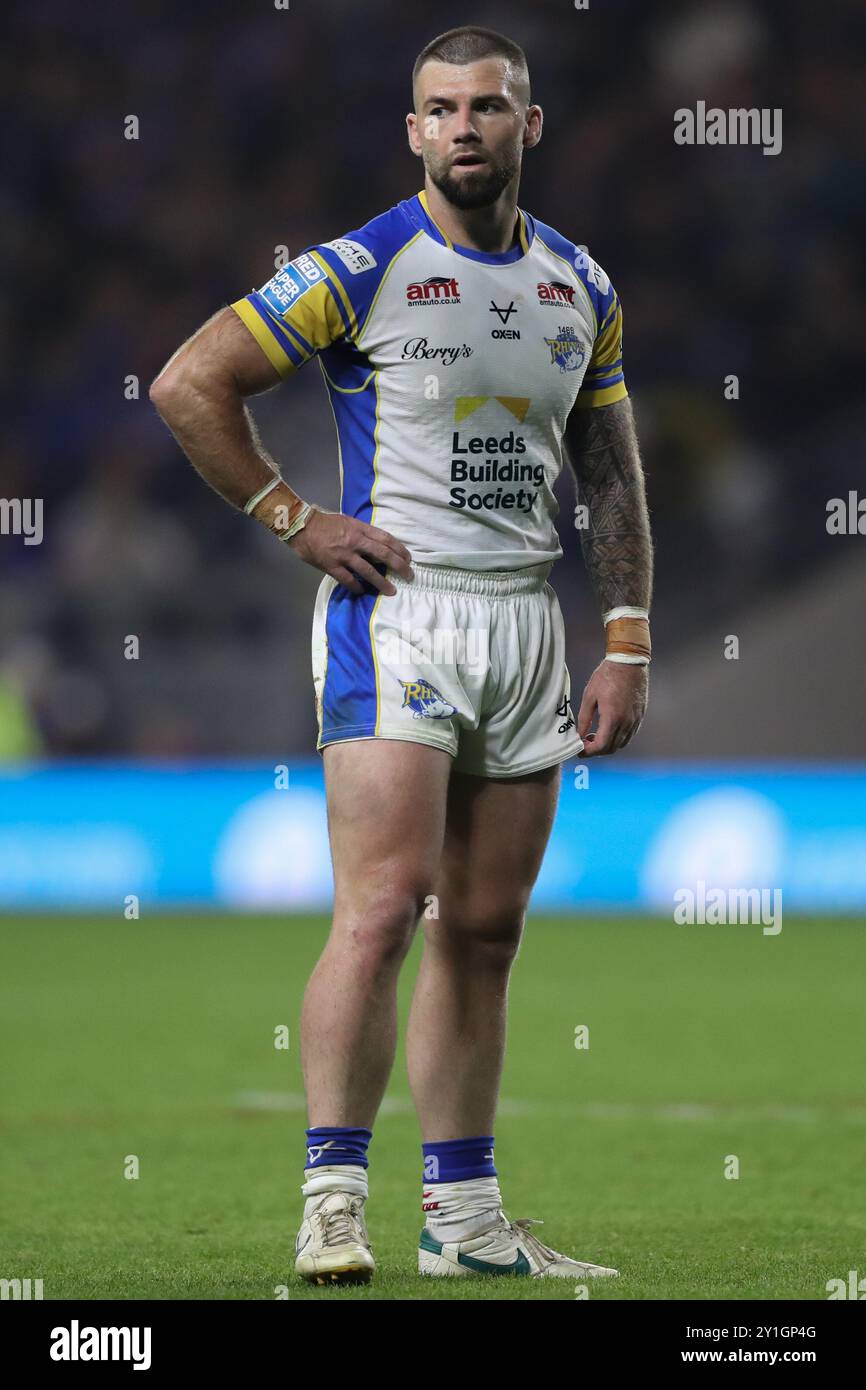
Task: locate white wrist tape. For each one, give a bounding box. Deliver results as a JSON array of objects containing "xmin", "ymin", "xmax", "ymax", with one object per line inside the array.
[
  {"xmin": 603, "ymin": 605, "xmax": 650, "ymax": 625},
  {"xmin": 243, "ymin": 476, "xmax": 283, "ymax": 516},
  {"xmin": 605, "ymin": 652, "xmax": 650, "ymax": 666},
  {"xmin": 277, "ymin": 500, "xmax": 314, "ymax": 543}
]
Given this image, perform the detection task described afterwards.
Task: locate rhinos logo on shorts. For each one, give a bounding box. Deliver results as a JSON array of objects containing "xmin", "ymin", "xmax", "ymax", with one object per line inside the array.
[{"xmin": 399, "ymin": 679, "xmax": 457, "ymax": 720}]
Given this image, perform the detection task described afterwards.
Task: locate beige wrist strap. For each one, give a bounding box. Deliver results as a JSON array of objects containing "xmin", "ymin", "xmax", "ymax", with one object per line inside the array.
[
  {"xmin": 604, "ymin": 606, "xmax": 651, "ymax": 665},
  {"xmin": 244, "ymin": 477, "xmax": 314, "ymax": 543},
  {"xmin": 243, "ymin": 476, "xmax": 282, "ymax": 515},
  {"xmin": 274, "ymin": 499, "xmax": 314, "ymax": 543}
]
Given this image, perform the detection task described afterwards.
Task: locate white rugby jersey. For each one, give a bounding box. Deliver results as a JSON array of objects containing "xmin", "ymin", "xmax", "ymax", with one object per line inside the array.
[{"xmin": 231, "ymin": 190, "xmax": 627, "ymax": 571}]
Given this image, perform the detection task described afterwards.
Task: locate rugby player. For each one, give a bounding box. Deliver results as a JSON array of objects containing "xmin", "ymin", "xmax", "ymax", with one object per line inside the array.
[{"xmin": 150, "ymin": 25, "xmax": 653, "ymax": 1284}]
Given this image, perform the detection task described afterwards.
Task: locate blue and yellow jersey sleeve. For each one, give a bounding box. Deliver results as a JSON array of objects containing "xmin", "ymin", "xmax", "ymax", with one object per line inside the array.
[
  {"xmin": 571, "ymin": 250, "xmax": 628, "ymax": 409},
  {"xmin": 531, "ymin": 220, "xmax": 629, "ymax": 412},
  {"xmin": 576, "ymin": 289, "xmax": 627, "ymax": 409},
  {"xmin": 230, "ymin": 222, "xmax": 414, "ymax": 377},
  {"xmin": 556, "ymin": 248, "xmax": 626, "ymax": 410},
  {"xmin": 230, "ymin": 250, "xmax": 350, "ymax": 378}
]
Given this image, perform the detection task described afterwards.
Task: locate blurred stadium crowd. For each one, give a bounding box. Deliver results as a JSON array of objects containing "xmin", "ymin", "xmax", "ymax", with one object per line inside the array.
[{"xmin": 2, "ymin": 0, "xmax": 864, "ymax": 757}]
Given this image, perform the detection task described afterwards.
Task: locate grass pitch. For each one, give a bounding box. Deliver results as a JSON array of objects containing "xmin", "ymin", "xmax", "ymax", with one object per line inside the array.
[{"xmin": 1, "ymin": 913, "xmax": 864, "ymax": 1300}]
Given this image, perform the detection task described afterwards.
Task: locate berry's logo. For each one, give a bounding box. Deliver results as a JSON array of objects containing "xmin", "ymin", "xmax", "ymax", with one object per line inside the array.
[
  {"xmin": 406, "ymin": 276, "xmax": 461, "ymax": 306},
  {"xmin": 401, "ymin": 337, "xmax": 472, "ymax": 365}
]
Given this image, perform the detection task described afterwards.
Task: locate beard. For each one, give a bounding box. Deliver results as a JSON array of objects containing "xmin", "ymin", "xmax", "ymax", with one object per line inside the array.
[{"xmin": 427, "ymin": 149, "xmax": 520, "ymax": 210}]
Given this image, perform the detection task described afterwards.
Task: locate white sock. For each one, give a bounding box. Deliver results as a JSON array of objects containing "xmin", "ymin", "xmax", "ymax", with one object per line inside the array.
[
  {"xmin": 302, "ymin": 1163, "xmax": 368, "ymax": 1202},
  {"xmin": 422, "ymin": 1176, "xmax": 503, "ymax": 1242}
]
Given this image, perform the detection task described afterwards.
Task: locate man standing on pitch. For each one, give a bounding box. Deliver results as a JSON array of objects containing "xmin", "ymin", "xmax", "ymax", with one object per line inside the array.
[{"xmin": 151, "ymin": 25, "xmax": 652, "ymax": 1283}]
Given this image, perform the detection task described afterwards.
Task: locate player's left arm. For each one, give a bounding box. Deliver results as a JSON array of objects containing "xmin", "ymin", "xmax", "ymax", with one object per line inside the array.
[{"xmin": 565, "ymin": 394, "xmax": 654, "ymax": 756}]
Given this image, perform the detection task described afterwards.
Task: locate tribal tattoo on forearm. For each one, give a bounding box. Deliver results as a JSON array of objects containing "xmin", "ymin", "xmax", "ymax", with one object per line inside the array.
[{"xmin": 566, "ymin": 397, "xmax": 654, "ymax": 613}]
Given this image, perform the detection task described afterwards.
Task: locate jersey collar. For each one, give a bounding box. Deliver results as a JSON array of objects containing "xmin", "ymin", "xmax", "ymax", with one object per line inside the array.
[{"xmin": 413, "ymin": 190, "xmax": 533, "ymax": 264}]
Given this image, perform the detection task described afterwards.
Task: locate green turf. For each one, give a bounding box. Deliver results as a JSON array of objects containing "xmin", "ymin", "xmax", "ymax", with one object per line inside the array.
[{"xmin": 1, "ymin": 914, "xmax": 864, "ymax": 1300}]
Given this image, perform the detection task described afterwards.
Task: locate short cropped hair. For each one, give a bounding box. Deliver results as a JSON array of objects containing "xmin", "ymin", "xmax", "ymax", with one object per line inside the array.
[{"xmin": 412, "ymin": 26, "xmax": 530, "ymax": 106}]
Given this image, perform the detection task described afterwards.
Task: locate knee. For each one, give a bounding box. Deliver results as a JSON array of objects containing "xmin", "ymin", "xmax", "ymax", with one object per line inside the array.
[
  {"xmin": 335, "ymin": 876, "xmax": 431, "ymax": 970},
  {"xmin": 429, "ymin": 899, "xmax": 527, "ymax": 968}
]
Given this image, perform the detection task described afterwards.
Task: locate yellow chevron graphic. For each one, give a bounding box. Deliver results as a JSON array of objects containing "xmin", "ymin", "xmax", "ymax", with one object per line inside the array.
[
  {"xmin": 454, "ymin": 396, "xmax": 531, "ymax": 423},
  {"xmin": 454, "ymin": 396, "xmax": 489, "ymax": 423},
  {"xmin": 494, "ymin": 396, "xmax": 531, "ymax": 422}
]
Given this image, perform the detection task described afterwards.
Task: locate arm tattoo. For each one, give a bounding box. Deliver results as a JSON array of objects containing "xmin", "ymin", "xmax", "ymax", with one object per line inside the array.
[{"xmin": 566, "ymin": 397, "xmax": 653, "ymax": 613}]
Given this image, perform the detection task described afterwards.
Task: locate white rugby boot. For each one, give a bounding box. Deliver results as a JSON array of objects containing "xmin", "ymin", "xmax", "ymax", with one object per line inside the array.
[
  {"xmin": 295, "ymin": 1190, "xmax": 375, "ymax": 1285},
  {"xmin": 419, "ymin": 1211, "xmax": 619, "ymax": 1279}
]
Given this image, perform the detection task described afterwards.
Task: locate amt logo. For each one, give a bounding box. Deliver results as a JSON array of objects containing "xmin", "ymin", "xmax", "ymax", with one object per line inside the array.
[
  {"xmin": 406, "ymin": 276, "xmax": 460, "ymax": 305},
  {"xmin": 537, "ymin": 281, "xmax": 576, "ymax": 307}
]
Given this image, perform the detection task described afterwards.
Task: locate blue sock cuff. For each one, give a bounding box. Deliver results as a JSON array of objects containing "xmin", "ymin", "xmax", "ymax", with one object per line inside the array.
[
  {"xmin": 305, "ymin": 1126, "xmax": 372, "ymax": 1170},
  {"xmin": 422, "ymin": 1135, "xmax": 496, "ymax": 1183}
]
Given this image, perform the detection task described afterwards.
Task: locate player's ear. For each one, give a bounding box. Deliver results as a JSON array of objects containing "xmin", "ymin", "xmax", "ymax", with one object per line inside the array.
[
  {"xmin": 406, "ymin": 112, "xmax": 422, "ymax": 156},
  {"xmin": 523, "ymin": 104, "xmax": 543, "ymax": 150}
]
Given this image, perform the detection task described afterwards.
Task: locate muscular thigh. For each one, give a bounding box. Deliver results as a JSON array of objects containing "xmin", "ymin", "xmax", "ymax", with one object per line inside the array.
[
  {"xmin": 435, "ymin": 765, "xmax": 561, "ymax": 922},
  {"xmin": 323, "ymin": 740, "xmax": 453, "ymax": 912}
]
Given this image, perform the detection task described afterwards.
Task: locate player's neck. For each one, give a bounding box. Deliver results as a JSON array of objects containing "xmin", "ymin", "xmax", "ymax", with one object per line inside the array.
[{"xmin": 422, "ymin": 180, "xmax": 521, "ymax": 255}]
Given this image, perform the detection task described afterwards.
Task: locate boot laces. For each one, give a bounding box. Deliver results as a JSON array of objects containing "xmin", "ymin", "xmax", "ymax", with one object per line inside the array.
[
  {"xmin": 509, "ymin": 1217, "xmax": 561, "ymax": 1268},
  {"xmin": 315, "ymin": 1195, "xmax": 364, "ymax": 1248}
]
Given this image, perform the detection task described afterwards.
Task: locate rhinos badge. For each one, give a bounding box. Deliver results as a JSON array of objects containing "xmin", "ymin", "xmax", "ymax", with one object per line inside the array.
[
  {"xmin": 399, "ymin": 678, "xmax": 457, "ymax": 720},
  {"xmin": 544, "ymin": 324, "xmax": 587, "ymax": 373}
]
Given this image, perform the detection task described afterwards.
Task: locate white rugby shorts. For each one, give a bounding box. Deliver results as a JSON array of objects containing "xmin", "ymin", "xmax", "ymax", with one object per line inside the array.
[{"xmin": 311, "ymin": 561, "xmax": 583, "ymax": 777}]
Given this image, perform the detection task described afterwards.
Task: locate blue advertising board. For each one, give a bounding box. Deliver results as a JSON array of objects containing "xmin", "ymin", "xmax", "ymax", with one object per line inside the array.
[{"xmin": 0, "ymin": 762, "xmax": 864, "ymax": 912}]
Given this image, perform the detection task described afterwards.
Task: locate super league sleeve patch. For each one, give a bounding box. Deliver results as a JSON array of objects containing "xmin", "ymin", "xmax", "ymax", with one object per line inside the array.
[{"xmin": 258, "ymin": 253, "xmax": 328, "ymax": 317}]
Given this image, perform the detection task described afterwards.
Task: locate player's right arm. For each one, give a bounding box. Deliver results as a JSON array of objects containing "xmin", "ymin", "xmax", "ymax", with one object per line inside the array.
[{"xmin": 149, "ymin": 303, "xmax": 412, "ymax": 596}]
